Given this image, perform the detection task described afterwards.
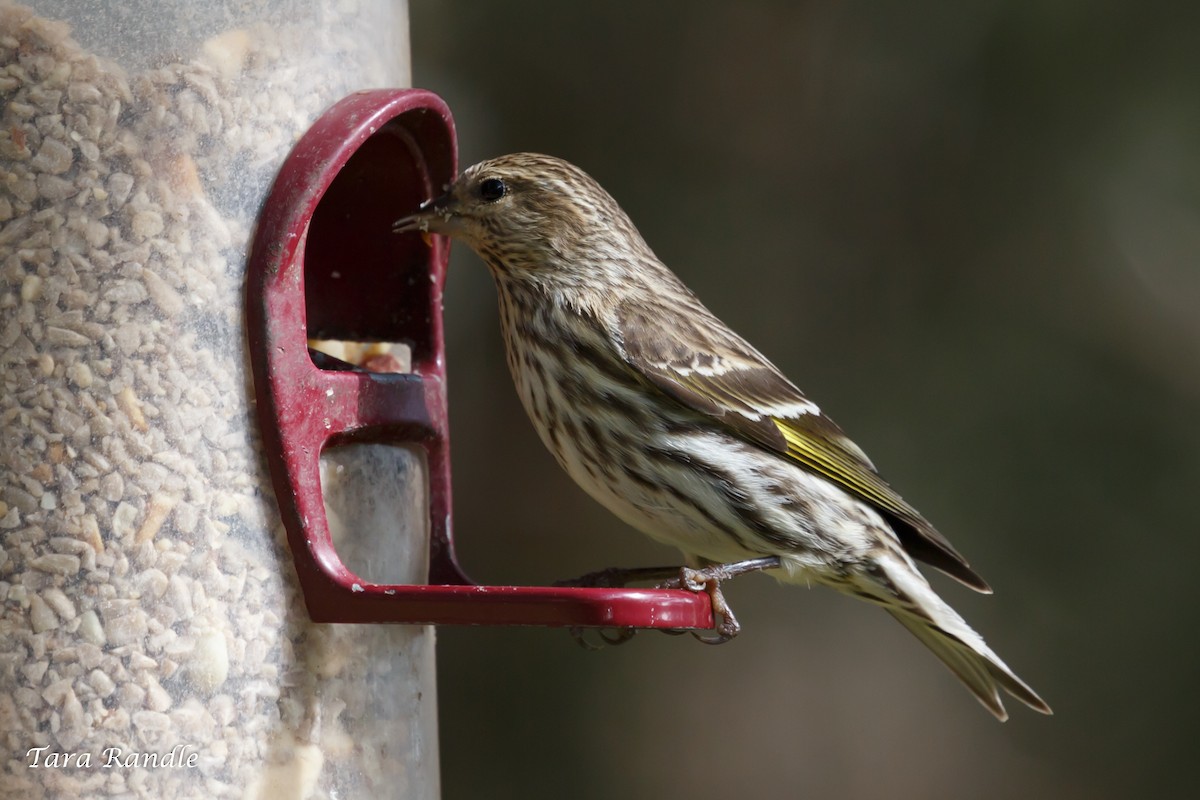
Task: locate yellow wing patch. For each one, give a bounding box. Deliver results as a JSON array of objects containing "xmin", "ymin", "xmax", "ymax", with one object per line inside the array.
[{"xmin": 773, "ymin": 417, "xmax": 915, "ymax": 522}]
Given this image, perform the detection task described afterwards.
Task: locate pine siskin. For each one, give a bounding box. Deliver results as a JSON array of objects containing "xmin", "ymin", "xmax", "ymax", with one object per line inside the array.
[{"xmin": 394, "ymin": 153, "xmax": 1050, "ymax": 721}]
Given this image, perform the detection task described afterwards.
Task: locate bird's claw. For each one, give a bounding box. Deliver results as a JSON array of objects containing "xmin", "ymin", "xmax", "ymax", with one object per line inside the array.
[
  {"xmin": 657, "ymin": 557, "xmax": 780, "ymax": 643},
  {"xmin": 560, "ymin": 565, "xmax": 679, "ymax": 648},
  {"xmin": 658, "ymin": 566, "xmax": 742, "ymax": 645},
  {"xmin": 561, "ymin": 557, "xmax": 779, "ymax": 646},
  {"xmin": 568, "ymin": 625, "xmax": 637, "ymax": 650}
]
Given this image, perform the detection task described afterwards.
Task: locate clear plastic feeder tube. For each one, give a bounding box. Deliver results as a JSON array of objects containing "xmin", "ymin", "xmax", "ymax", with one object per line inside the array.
[{"xmin": 0, "ymin": 1, "xmax": 437, "ymax": 797}]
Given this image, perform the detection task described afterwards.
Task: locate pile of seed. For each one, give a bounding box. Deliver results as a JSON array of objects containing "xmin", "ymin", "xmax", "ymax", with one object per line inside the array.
[{"xmin": 0, "ymin": 3, "xmax": 435, "ymax": 797}]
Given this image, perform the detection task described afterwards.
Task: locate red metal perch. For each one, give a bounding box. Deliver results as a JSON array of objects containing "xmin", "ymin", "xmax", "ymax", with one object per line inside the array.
[{"xmin": 245, "ymin": 88, "xmax": 713, "ymax": 631}]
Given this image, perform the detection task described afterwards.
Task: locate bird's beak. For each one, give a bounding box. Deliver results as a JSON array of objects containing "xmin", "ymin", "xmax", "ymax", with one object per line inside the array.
[{"xmin": 392, "ymin": 192, "xmax": 458, "ymax": 236}]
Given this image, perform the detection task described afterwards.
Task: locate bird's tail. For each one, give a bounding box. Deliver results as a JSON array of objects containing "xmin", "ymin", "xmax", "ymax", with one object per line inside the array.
[{"xmin": 849, "ymin": 550, "xmax": 1052, "ymax": 721}]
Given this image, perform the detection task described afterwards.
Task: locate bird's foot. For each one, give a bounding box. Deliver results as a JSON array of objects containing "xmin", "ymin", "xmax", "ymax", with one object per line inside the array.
[
  {"xmin": 568, "ymin": 625, "xmax": 638, "ymax": 650},
  {"xmin": 658, "ymin": 568, "xmax": 740, "ymax": 644},
  {"xmin": 558, "ymin": 557, "xmax": 780, "ymax": 647},
  {"xmin": 657, "ymin": 556, "xmax": 781, "ymax": 645},
  {"xmin": 557, "ymin": 565, "xmax": 683, "ymax": 649}
]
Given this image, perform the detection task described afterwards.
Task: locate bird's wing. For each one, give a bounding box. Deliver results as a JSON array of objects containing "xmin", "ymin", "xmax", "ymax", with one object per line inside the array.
[{"xmin": 615, "ymin": 300, "xmax": 990, "ymax": 593}]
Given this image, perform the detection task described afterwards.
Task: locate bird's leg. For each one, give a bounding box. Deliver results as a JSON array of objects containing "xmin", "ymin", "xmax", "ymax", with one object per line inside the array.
[
  {"xmin": 658, "ymin": 556, "xmax": 781, "ymax": 645},
  {"xmin": 684, "ymin": 556, "xmax": 782, "ymax": 583}
]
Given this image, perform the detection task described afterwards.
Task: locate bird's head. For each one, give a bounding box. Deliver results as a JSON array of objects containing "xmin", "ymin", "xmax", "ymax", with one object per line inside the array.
[{"xmin": 394, "ymin": 153, "xmax": 651, "ymax": 286}]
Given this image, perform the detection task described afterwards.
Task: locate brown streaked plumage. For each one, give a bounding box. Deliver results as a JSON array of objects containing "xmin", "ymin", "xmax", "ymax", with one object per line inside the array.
[{"xmin": 394, "ymin": 152, "xmax": 1050, "ymax": 721}]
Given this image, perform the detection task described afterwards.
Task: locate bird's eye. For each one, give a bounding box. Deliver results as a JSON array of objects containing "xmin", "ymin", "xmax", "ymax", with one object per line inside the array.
[{"xmin": 478, "ymin": 177, "xmax": 507, "ymax": 202}]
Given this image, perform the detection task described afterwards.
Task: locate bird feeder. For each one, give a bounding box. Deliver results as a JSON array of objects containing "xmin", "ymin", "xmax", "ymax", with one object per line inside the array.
[
  {"xmin": 0, "ymin": 3, "xmax": 437, "ymax": 798},
  {"xmin": 246, "ymin": 89, "xmax": 715, "ymax": 632},
  {"xmin": 2, "ymin": 3, "xmax": 712, "ymax": 798}
]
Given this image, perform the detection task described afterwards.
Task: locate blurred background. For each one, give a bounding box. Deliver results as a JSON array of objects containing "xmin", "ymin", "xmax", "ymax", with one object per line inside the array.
[{"xmin": 411, "ymin": 2, "xmax": 1200, "ymax": 798}]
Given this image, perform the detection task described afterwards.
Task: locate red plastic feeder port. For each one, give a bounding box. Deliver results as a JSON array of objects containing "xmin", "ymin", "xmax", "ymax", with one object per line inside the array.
[{"xmin": 246, "ymin": 88, "xmax": 713, "ymax": 631}]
